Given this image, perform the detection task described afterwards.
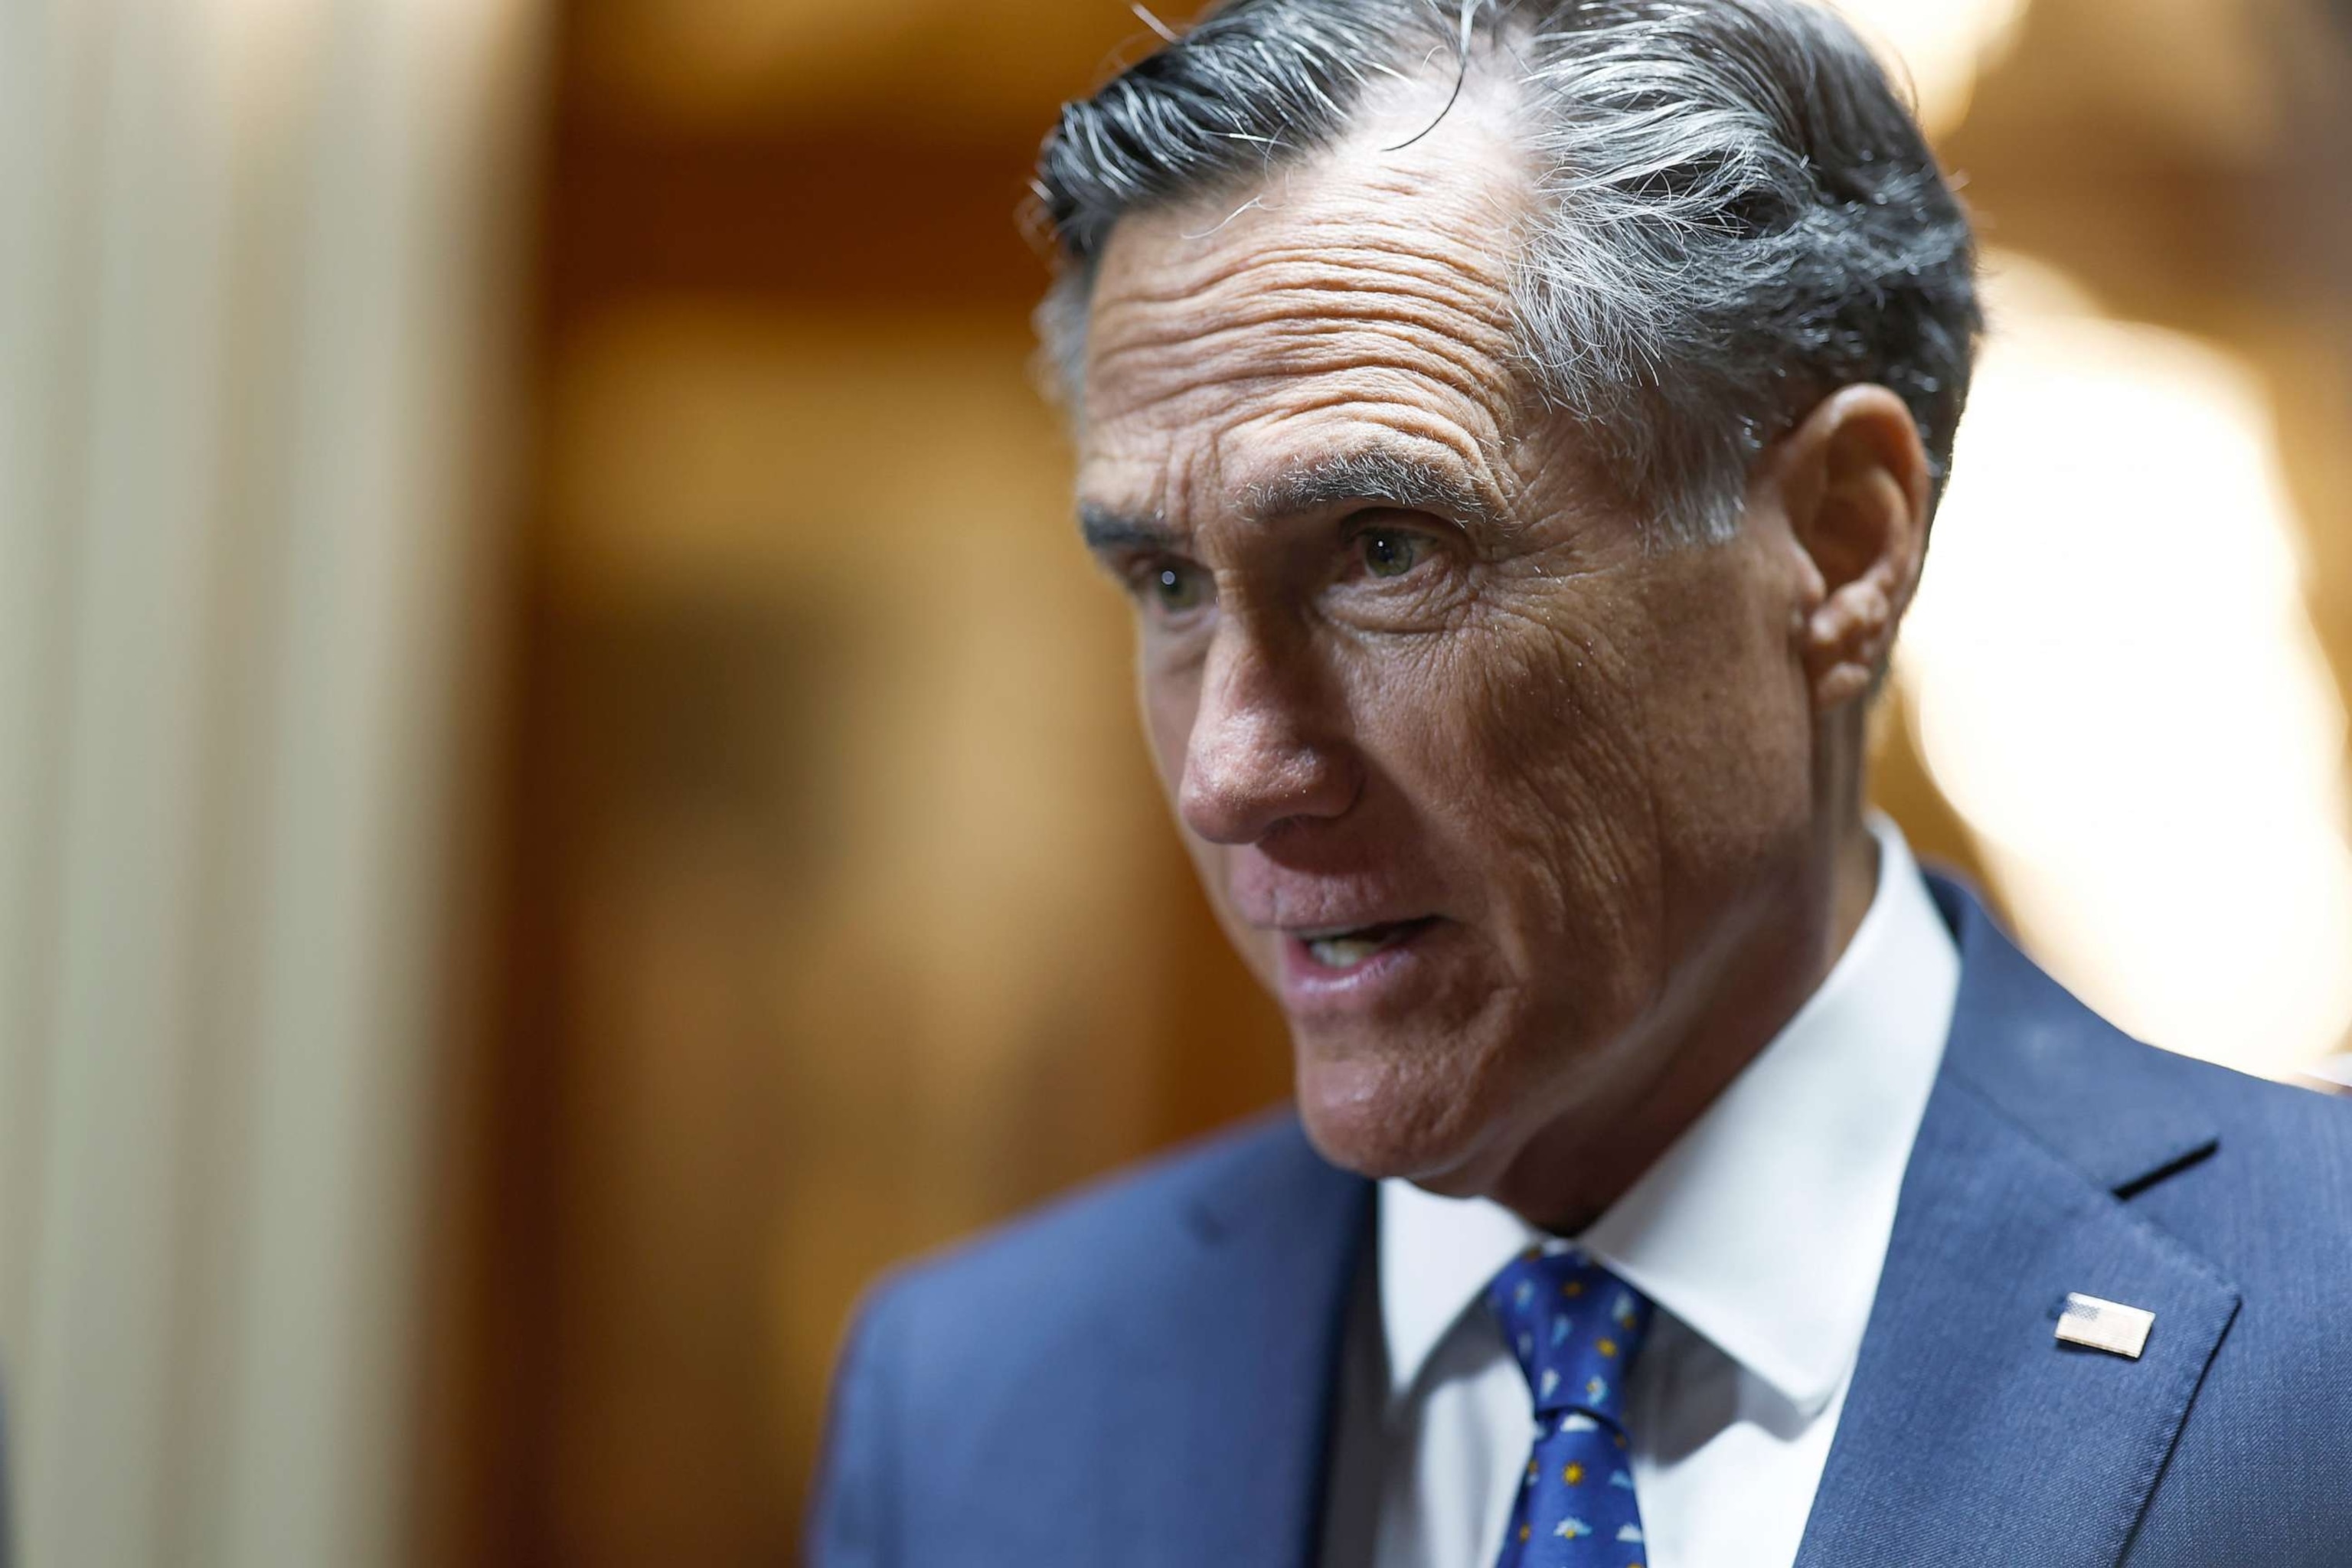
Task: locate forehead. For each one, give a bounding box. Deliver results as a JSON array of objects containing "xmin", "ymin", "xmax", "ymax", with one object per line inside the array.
[{"xmin": 1076, "ymin": 90, "xmax": 1535, "ymax": 514}]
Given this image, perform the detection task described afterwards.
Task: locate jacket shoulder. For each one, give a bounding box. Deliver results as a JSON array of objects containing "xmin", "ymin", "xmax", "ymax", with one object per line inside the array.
[
  {"xmin": 2106, "ymin": 1031, "xmax": 2352, "ymax": 1174},
  {"xmin": 2120, "ymin": 1040, "xmax": 2352, "ymax": 1255},
  {"xmin": 1932, "ymin": 876, "xmax": 2352, "ymax": 1224},
  {"xmin": 2107, "ymin": 1050, "xmax": 2352, "ymax": 1555},
  {"xmin": 864, "ymin": 1108, "xmax": 1328, "ymax": 1354},
  {"xmin": 805, "ymin": 1111, "xmax": 1335, "ymax": 1565}
]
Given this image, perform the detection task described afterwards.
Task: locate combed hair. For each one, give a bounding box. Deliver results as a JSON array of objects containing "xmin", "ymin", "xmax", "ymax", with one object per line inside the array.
[{"xmin": 1032, "ymin": 0, "xmax": 1981, "ymax": 541}]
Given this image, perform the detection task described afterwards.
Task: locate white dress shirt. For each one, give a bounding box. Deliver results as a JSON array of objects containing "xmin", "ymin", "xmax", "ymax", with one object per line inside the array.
[{"xmin": 1318, "ymin": 818, "xmax": 1961, "ymax": 1568}]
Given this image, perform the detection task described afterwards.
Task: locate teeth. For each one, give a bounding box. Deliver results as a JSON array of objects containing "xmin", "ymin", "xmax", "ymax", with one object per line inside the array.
[
  {"xmin": 1298, "ymin": 918, "xmax": 1432, "ymax": 970},
  {"xmin": 1308, "ymin": 936, "xmax": 1386, "ymax": 968}
]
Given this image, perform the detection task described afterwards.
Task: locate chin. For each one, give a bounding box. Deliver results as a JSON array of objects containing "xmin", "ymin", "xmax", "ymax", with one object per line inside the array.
[{"xmin": 1290, "ymin": 1042, "xmax": 1501, "ymax": 1185}]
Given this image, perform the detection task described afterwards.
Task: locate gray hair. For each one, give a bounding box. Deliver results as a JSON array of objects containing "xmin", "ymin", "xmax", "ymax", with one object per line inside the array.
[{"xmin": 1031, "ymin": 0, "xmax": 1981, "ymax": 541}]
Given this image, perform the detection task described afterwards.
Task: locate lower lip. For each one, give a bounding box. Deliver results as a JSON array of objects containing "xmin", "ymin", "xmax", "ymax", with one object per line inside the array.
[{"xmin": 1278, "ymin": 920, "xmax": 1443, "ymax": 1013}]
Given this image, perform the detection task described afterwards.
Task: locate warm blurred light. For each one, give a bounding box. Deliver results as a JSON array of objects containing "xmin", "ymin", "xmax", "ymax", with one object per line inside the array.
[
  {"xmin": 592, "ymin": 0, "xmax": 890, "ymax": 107},
  {"xmin": 1898, "ymin": 252, "xmax": 2352, "ymax": 1080},
  {"xmin": 577, "ymin": 0, "xmax": 1114, "ymax": 125},
  {"xmin": 582, "ymin": 0, "xmax": 2034, "ymax": 132},
  {"xmin": 1825, "ymin": 0, "xmax": 2030, "ymax": 137}
]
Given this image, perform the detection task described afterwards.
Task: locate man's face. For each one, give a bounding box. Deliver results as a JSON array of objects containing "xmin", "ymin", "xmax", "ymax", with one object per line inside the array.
[{"xmin": 1076, "ymin": 91, "xmax": 1827, "ymax": 1198}]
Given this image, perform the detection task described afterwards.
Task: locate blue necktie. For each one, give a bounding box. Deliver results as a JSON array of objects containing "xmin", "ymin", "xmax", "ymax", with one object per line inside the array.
[{"xmin": 1484, "ymin": 1246, "xmax": 1656, "ymax": 1568}]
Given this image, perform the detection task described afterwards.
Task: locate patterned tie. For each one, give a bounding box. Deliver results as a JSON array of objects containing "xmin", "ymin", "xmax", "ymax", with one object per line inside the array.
[{"xmin": 1484, "ymin": 1246, "xmax": 1656, "ymax": 1568}]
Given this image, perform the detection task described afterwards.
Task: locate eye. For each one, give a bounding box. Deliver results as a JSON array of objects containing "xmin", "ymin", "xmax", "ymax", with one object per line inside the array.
[
  {"xmin": 1145, "ymin": 560, "xmax": 1210, "ymax": 615},
  {"xmin": 1358, "ymin": 528, "xmax": 1425, "ymax": 579}
]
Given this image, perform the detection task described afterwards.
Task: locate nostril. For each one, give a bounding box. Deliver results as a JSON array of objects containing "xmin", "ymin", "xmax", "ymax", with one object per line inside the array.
[
  {"xmin": 1180, "ymin": 740, "xmax": 1358, "ymax": 846},
  {"xmin": 1178, "ymin": 768, "xmax": 1235, "ymax": 844}
]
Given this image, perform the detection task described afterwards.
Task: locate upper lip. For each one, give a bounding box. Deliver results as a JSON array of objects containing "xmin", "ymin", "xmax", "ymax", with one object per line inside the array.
[
  {"xmin": 1288, "ymin": 916, "xmax": 1434, "ymax": 941},
  {"xmin": 1228, "ymin": 854, "xmax": 1441, "ymax": 936}
]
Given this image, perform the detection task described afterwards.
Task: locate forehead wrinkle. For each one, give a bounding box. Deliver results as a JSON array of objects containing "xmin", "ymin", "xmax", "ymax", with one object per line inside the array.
[
  {"xmin": 1104, "ymin": 228, "xmax": 1518, "ymax": 316},
  {"xmin": 1088, "ymin": 299, "xmax": 1513, "ymax": 390},
  {"xmin": 1086, "ymin": 235, "xmax": 1525, "ymax": 439},
  {"xmin": 1087, "ymin": 291, "xmax": 1524, "ymax": 439},
  {"xmin": 1090, "ymin": 243, "xmax": 1519, "ymax": 364},
  {"xmin": 1089, "ymin": 304, "xmax": 1512, "ymax": 399},
  {"xmin": 1263, "ymin": 318, "xmax": 1519, "ymax": 410},
  {"xmin": 1090, "ymin": 341, "xmax": 1518, "ymax": 453}
]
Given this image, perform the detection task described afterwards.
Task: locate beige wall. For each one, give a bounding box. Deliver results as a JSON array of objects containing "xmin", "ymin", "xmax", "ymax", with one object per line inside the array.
[{"xmin": 0, "ymin": 0, "xmax": 541, "ymax": 1563}]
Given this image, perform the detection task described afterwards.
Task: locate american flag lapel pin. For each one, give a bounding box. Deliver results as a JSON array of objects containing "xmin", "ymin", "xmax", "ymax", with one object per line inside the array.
[{"xmin": 2055, "ymin": 1292, "xmax": 2156, "ymax": 1359}]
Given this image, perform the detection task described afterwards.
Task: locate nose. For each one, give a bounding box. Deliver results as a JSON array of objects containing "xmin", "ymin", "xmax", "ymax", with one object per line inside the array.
[{"xmin": 1177, "ymin": 620, "xmax": 1359, "ymax": 845}]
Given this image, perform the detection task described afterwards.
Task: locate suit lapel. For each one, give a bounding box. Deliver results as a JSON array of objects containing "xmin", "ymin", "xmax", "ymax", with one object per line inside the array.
[
  {"xmin": 1120, "ymin": 1117, "xmax": 1370, "ymax": 1568},
  {"xmin": 1796, "ymin": 883, "xmax": 2239, "ymax": 1566}
]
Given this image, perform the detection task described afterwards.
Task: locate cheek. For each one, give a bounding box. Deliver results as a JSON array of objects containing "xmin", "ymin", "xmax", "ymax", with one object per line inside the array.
[
  {"xmin": 1351, "ymin": 603, "xmax": 1667, "ymax": 988},
  {"xmin": 1473, "ymin": 625, "xmax": 1662, "ymax": 976},
  {"xmin": 1636, "ymin": 554, "xmax": 1817, "ymax": 858},
  {"xmin": 1584, "ymin": 548, "xmax": 1818, "ymax": 1001}
]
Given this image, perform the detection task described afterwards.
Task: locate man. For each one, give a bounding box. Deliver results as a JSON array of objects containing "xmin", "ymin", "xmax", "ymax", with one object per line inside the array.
[{"xmin": 809, "ymin": 2, "xmax": 2352, "ymax": 1563}]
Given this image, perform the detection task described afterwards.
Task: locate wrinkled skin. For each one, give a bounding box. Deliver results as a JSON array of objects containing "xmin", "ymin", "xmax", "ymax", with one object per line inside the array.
[{"xmin": 1075, "ymin": 82, "xmax": 1929, "ymax": 1231}]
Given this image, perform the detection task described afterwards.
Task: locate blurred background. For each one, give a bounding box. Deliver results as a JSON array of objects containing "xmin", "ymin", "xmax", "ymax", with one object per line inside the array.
[{"xmin": 2, "ymin": 0, "xmax": 2348, "ymax": 1563}]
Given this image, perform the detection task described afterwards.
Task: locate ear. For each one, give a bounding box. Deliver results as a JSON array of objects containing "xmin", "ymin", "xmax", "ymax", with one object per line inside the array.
[{"xmin": 1769, "ymin": 385, "xmax": 1933, "ymax": 714}]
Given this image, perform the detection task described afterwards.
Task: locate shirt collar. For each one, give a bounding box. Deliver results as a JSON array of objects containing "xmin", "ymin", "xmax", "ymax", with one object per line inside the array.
[{"xmin": 1378, "ymin": 817, "xmax": 1961, "ymax": 1418}]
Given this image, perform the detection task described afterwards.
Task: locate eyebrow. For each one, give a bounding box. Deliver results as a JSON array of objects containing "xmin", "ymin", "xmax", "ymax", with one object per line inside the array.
[
  {"xmin": 1078, "ymin": 504, "xmax": 1178, "ymax": 553},
  {"xmin": 1076, "ymin": 447, "xmax": 1514, "ymax": 554},
  {"xmin": 1247, "ymin": 449, "xmax": 1512, "ymax": 537}
]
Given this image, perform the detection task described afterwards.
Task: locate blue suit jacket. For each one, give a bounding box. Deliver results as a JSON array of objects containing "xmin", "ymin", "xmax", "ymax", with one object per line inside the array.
[{"xmin": 808, "ymin": 881, "xmax": 2352, "ymax": 1565}]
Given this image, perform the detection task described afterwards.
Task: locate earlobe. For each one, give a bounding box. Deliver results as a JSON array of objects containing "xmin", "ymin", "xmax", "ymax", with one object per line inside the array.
[
  {"xmin": 1779, "ymin": 386, "xmax": 1931, "ymax": 714},
  {"xmin": 1805, "ymin": 581, "xmax": 1891, "ymax": 710}
]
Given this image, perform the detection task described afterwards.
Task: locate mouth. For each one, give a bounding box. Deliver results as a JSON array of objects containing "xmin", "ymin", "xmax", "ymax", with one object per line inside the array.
[{"xmin": 1291, "ymin": 916, "xmax": 1440, "ymax": 973}]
